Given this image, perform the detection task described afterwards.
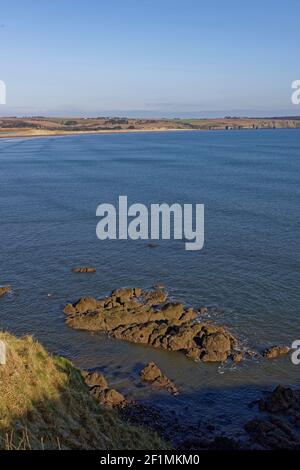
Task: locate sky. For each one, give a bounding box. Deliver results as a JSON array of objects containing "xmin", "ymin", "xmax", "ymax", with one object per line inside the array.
[{"xmin": 0, "ymin": 0, "xmax": 300, "ymax": 117}]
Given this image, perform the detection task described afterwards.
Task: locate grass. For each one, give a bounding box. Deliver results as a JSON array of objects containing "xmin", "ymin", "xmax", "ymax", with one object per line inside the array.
[{"xmin": 0, "ymin": 331, "xmax": 169, "ymax": 450}]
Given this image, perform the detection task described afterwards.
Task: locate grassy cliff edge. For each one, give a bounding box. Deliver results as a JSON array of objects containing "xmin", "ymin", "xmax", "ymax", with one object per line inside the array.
[{"xmin": 0, "ymin": 331, "xmax": 168, "ymax": 450}]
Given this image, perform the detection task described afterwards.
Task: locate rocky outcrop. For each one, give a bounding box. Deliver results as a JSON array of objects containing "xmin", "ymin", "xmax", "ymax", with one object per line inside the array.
[
  {"xmin": 245, "ymin": 417, "xmax": 300, "ymax": 450},
  {"xmin": 245, "ymin": 385, "xmax": 300, "ymax": 449},
  {"xmin": 0, "ymin": 285, "xmax": 11, "ymax": 297},
  {"xmin": 81, "ymin": 370, "xmax": 126, "ymax": 408},
  {"xmin": 140, "ymin": 362, "xmax": 179, "ymax": 395},
  {"xmin": 262, "ymin": 345, "xmax": 290, "ymax": 359},
  {"xmin": 258, "ymin": 385, "xmax": 300, "ymax": 413},
  {"xmin": 91, "ymin": 387, "xmax": 126, "ymax": 408},
  {"xmin": 72, "ymin": 267, "xmax": 96, "ymax": 273},
  {"xmin": 82, "ymin": 370, "xmax": 108, "ymax": 389},
  {"xmin": 64, "ymin": 288, "xmax": 239, "ymax": 363}
]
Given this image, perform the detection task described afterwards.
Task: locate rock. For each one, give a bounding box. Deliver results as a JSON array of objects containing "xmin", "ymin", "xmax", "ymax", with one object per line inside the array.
[
  {"xmin": 245, "ymin": 385, "xmax": 300, "ymax": 449},
  {"xmin": 185, "ymin": 348, "xmax": 201, "ymax": 362},
  {"xmin": 134, "ymin": 287, "xmax": 142, "ymax": 297},
  {"xmin": 262, "ymin": 345, "xmax": 290, "ymax": 359},
  {"xmin": 231, "ymin": 351, "xmax": 244, "ymax": 363},
  {"xmin": 199, "ymin": 306, "xmax": 208, "ymax": 315},
  {"xmin": 112, "ymin": 287, "xmax": 134, "ymax": 301},
  {"xmin": 64, "ymin": 303, "xmax": 77, "ymax": 315},
  {"xmin": 245, "ymin": 417, "xmax": 300, "ymax": 449},
  {"xmin": 245, "ymin": 350, "xmax": 259, "ymax": 359},
  {"xmin": 259, "ymin": 385, "xmax": 297, "ymax": 413},
  {"xmin": 74, "ymin": 297, "xmax": 98, "ymax": 314},
  {"xmin": 81, "ymin": 369, "xmax": 126, "ymax": 408},
  {"xmin": 143, "ymin": 289, "xmax": 167, "ymax": 306},
  {"xmin": 72, "ymin": 267, "xmax": 96, "ymax": 273},
  {"xmin": 201, "ymin": 332, "xmax": 231, "ymax": 362},
  {"xmin": 81, "ymin": 370, "xmax": 108, "ymax": 390},
  {"xmin": 91, "ymin": 387, "xmax": 126, "ymax": 408},
  {"xmin": 151, "ymin": 376, "xmax": 179, "ymax": 396},
  {"xmin": 140, "ymin": 362, "xmax": 179, "ymax": 395},
  {"xmin": 64, "ymin": 287, "xmax": 240, "ymax": 363},
  {"xmin": 0, "ymin": 285, "xmax": 11, "ymax": 297},
  {"xmin": 140, "ymin": 362, "xmax": 162, "ymax": 382}
]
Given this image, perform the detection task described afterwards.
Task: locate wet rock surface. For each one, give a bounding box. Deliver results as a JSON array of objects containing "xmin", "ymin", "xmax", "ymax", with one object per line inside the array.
[
  {"xmin": 81, "ymin": 370, "xmax": 126, "ymax": 408},
  {"xmin": 0, "ymin": 285, "xmax": 11, "ymax": 297},
  {"xmin": 140, "ymin": 362, "xmax": 179, "ymax": 395},
  {"xmin": 64, "ymin": 288, "xmax": 239, "ymax": 363}
]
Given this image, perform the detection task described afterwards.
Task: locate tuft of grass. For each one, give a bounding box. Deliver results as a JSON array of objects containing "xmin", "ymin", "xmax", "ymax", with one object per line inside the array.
[{"xmin": 0, "ymin": 331, "xmax": 169, "ymax": 450}]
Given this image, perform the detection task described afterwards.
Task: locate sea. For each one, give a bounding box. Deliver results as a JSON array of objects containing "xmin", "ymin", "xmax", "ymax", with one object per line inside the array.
[{"xmin": 0, "ymin": 129, "xmax": 299, "ymax": 440}]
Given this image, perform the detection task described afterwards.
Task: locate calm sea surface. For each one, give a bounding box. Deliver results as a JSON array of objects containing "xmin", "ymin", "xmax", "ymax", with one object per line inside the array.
[{"xmin": 1, "ymin": 130, "xmax": 299, "ymax": 437}]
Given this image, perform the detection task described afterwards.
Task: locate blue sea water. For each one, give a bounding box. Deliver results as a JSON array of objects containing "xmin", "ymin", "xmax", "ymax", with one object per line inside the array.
[{"xmin": 0, "ymin": 129, "xmax": 299, "ymax": 438}]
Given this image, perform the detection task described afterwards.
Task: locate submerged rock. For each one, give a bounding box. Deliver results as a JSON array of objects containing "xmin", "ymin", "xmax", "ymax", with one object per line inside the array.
[
  {"xmin": 0, "ymin": 285, "xmax": 11, "ymax": 297},
  {"xmin": 262, "ymin": 345, "xmax": 290, "ymax": 359},
  {"xmin": 72, "ymin": 267, "xmax": 96, "ymax": 273},
  {"xmin": 140, "ymin": 362, "xmax": 179, "ymax": 395},
  {"xmin": 64, "ymin": 287, "xmax": 239, "ymax": 363}
]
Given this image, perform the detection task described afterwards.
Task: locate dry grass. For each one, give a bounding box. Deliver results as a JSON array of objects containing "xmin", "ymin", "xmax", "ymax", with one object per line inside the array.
[{"xmin": 0, "ymin": 331, "xmax": 168, "ymax": 450}]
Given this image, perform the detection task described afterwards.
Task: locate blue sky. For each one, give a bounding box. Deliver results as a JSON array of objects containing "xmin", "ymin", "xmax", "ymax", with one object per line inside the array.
[{"xmin": 1, "ymin": 0, "xmax": 300, "ymax": 117}]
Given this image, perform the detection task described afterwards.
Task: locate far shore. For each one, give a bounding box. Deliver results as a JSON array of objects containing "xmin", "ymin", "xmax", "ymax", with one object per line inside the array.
[{"xmin": 0, "ymin": 116, "xmax": 299, "ymax": 140}]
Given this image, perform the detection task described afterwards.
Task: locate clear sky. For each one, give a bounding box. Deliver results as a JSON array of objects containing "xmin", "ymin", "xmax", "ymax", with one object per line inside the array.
[{"xmin": 1, "ymin": 0, "xmax": 300, "ymax": 117}]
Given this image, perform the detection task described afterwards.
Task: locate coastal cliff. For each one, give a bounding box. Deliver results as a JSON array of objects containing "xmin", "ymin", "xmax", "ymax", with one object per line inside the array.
[{"xmin": 0, "ymin": 331, "xmax": 167, "ymax": 450}]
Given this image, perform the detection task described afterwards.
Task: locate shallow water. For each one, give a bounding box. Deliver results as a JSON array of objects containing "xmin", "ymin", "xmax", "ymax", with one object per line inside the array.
[{"xmin": 0, "ymin": 130, "xmax": 299, "ymax": 437}]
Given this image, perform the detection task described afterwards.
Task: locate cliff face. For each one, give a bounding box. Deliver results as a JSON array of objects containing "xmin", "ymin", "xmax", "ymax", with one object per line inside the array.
[{"xmin": 0, "ymin": 331, "xmax": 167, "ymax": 450}]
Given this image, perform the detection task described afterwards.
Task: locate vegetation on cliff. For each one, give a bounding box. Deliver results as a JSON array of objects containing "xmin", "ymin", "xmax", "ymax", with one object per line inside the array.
[{"xmin": 0, "ymin": 331, "xmax": 168, "ymax": 450}]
